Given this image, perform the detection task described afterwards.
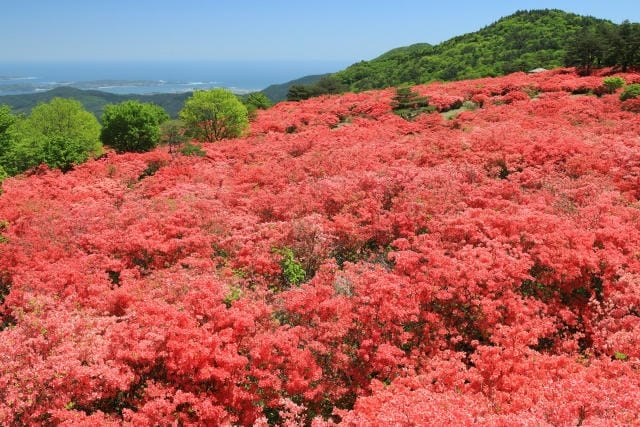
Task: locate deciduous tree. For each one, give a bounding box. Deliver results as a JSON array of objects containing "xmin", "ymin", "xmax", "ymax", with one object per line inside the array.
[
  {"xmin": 101, "ymin": 100, "xmax": 169, "ymax": 153},
  {"xmin": 179, "ymin": 88, "xmax": 248, "ymax": 142}
]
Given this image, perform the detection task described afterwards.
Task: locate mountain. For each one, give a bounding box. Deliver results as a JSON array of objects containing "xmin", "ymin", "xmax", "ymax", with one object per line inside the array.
[
  {"xmin": 334, "ymin": 9, "xmax": 614, "ymax": 91},
  {"xmin": 0, "ymin": 86, "xmax": 192, "ymax": 119},
  {"xmin": 260, "ymin": 73, "xmax": 329, "ymax": 102}
]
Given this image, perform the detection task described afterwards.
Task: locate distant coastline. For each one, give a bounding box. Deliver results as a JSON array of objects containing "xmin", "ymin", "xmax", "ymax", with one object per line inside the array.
[{"xmin": 0, "ymin": 60, "xmax": 350, "ymax": 96}]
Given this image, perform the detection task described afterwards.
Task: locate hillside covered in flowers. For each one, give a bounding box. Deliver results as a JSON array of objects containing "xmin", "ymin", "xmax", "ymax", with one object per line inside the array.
[{"xmin": 1, "ymin": 69, "xmax": 640, "ymax": 425}]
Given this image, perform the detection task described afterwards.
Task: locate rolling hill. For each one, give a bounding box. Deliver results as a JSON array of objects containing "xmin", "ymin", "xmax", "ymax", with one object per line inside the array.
[
  {"xmin": 260, "ymin": 73, "xmax": 330, "ymax": 103},
  {"xmin": 334, "ymin": 9, "xmax": 613, "ymax": 91},
  {"xmin": 0, "ymin": 86, "xmax": 192, "ymax": 119},
  {"xmin": 260, "ymin": 9, "xmax": 615, "ymax": 101}
]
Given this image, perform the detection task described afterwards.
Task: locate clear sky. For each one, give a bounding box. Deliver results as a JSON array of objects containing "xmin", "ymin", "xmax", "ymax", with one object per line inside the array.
[{"xmin": 2, "ymin": 0, "xmax": 639, "ymax": 63}]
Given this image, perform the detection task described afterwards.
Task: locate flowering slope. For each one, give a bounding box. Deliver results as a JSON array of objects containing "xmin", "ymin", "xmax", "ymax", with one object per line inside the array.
[{"xmin": 1, "ymin": 69, "xmax": 640, "ymax": 425}]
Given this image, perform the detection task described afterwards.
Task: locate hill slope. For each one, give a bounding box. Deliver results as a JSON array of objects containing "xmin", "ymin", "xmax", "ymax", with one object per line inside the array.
[
  {"xmin": 335, "ymin": 9, "xmax": 612, "ymax": 90},
  {"xmin": 0, "ymin": 86, "xmax": 192, "ymax": 118},
  {"xmin": 2, "ymin": 69, "xmax": 640, "ymax": 424},
  {"xmin": 260, "ymin": 73, "xmax": 329, "ymax": 102}
]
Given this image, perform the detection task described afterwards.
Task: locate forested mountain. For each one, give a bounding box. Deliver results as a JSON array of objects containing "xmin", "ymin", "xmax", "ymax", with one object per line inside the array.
[
  {"xmin": 0, "ymin": 86, "xmax": 191, "ymax": 118},
  {"xmin": 334, "ymin": 9, "xmax": 614, "ymax": 91}
]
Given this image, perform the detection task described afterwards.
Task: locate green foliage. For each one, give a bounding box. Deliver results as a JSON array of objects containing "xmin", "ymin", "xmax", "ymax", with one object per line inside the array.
[
  {"xmin": 261, "ymin": 73, "xmax": 329, "ymax": 103},
  {"xmin": 159, "ymin": 119, "xmax": 188, "ymax": 153},
  {"xmin": 179, "ymin": 141, "xmax": 206, "ymax": 157},
  {"xmin": 179, "ymin": 89, "xmax": 249, "ymax": 142},
  {"xmin": 275, "ymin": 247, "xmax": 306, "ymax": 286},
  {"xmin": 223, "ymin": 286, "xmax": 242, "ymax": 308},
  {"xmin": 101, "ymin": 101, "xmax": 169, "ymax": 153},
  {"xmin": 607, "ymin": 20, "xmax": 640, "ymax": 71},
  {"xmin": 287, "ymin": 84, "xmax": 317, "ymax": 102},
  {"xmin": 620, "ymin": 84, "xmax": 640, "ymax": 101},
  {"xmin": 286, "ymin": 76, "xmax": 348, "ymax": 101},
  {"xmin": 1, "ymin": 98, "xmax": 102, "ymax": 174},
  {"xmin": 614, "ymin": 351, "xmax": 628, "ymax": 361},
  {"xmin": 0, "ymin": 105, "xmax": 18, "ymax": 164},
  {"xmin": 0, "ymin": 86, "xmax": 191, "ymax": 118},
  {"xmin": 565, "ymin": 19, "xmax": 640, "ymax": 74},
  {"xmin": 603, "ymin": 77, "xmax": 625, "ymax": 94},
  {"xmin": 243, "ymin": 92, "xmax": 272, "ymax": 120},
  {"xmin": 245, "ymin": 92, "xmax": 272, "ymax": 110},
  {"xmin": 391, "ymin": 87, "xmax": 435, "ymax": 120},
  {"xmin": 335, "ymin": 10, "xmax": 608, "ymax": 91},
  {"xmin": 564, "ymin": 24, "xmax": 609, "ymax": 74}
]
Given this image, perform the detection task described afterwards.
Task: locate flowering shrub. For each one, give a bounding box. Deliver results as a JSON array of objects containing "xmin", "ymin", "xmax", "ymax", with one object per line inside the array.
[{"xmin": 1, "ymin": 68, "xmax": 640, "ymax": 425}]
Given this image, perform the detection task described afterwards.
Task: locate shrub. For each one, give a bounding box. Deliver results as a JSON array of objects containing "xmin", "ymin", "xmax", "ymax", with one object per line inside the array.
[
  {"xmin": 179, "ymin": 89, "xmax": 249, "ymax": 142},
  {"xmin": 276, "ymin": 247, "xmax": 306, "ymax": 286},
  {"xmin": 603, "ymin": 77, "xmax": 625, "ymax": 94},
  {"xmin": 391, "ymin": 87, "xmax": 435, "ymax": 120},
  {"xmin": 101, "ymin": 101, "xmax": 169, "ymax": 153},
  {"xmin": 620, "ymin": 83, "xmax": 640, "ymax": 101}
]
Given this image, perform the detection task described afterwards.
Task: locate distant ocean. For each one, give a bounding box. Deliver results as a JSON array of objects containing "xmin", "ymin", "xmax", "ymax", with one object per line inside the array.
[{"xmin": 0, "ymin": 60, "xmax": 351, "ymax": 96}]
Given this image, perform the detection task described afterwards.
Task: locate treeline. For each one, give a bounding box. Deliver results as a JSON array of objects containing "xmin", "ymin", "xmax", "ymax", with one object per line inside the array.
[
  {"xmin": 0, "ymin": 90, "xmax": 271, "ymax": 183},
  {"xmin": 286, "ymin": 75, "xmax": 349, "ymax": 101},
  {"xmin": 565, "ymin": 19, "xmax": 640, "ymax": 73}
]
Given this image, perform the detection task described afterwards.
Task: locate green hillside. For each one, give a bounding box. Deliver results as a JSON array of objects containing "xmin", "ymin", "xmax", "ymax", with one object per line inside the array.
[
  {"xmin": 335, "ymin": 9, "xmax": 614, "ymax": 91},
  {"xmin": 0, "ymin": 86, "xmax": 192, "ymax": 119},
  {"xmin": 261, "ymin": 73, "xmax": 329, "ymax": 102}
]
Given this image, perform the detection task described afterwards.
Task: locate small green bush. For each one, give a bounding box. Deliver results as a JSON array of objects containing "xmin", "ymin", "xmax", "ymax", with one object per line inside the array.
[
  {"xmin": 391, "ymin": 87, "xmax": 435, "ymax": 120},
  {"xmin": 603, "ymin": 77, "xmax": 625, "ymax": 94},
  {"xmin": 276, "ymin": 247, "xmax": 306, "ymax": 286},
  {"xmin": 620, "ymin": 84, "xmax": 640, "ymax": 101}
]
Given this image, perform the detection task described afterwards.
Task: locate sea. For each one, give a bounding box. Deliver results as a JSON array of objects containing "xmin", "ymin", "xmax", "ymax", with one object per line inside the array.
[{"xmin": 0, "ymin": 60, "xmax": 351, "ymax": 96}]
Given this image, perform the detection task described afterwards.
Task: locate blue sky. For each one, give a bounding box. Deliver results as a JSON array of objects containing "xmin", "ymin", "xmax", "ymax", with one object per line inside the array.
[{"xmin": 2, "ymin": 1, "xmax": 639, "ymax": 63}]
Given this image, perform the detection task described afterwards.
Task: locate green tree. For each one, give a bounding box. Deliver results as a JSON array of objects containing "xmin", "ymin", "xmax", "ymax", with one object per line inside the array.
[
  {"xmin": 160, "ymin": 119, "xmax": 188, "ymax": 154},
  {"xmin": 612, "ymin": 20, "xmax": 640, "ymax": 71},
  {"xmin": 602, "ymin": 77, "xmax": 625, "ymax": 94},
  {"xmin": 314, "ymin": 75, "xmax": 349, "ymax": 95},
  {"xmin": 287, "ymin": 84, "xmax": 317, "ymax": 101},
  {"xmin": 620, "ymin": 84, "xmax": 640, "ymax": 101},
  {"xmin": 101, "ymin": 101, "xmax": 169, "ymax": 153},
  {"xmin": 179, "ymin": 89, "xmax": 248, "ymax": 142},
  {"xmin": 245, "ymin": 92, "xmax": 272, "ymax": 110},
  {"xmin": 0, "ymin": 106, "xmax": 17, "ymax": 164},
  {"xmin": 0, "ymin": 165, "xmax": 7, "ymax": 184},
  {"xmin": 564, "ymin": 25, "xmax": 606, "ymax": 74},
  {"xmin": 391, "ymin": 86, "xmax": 435, "ymax": 120},
  {"xmin": 243, "ymin": 92, "xmax": 272, "ymax": 120},
  {"xmin": 8, "ymin": 98, "xmax": 102, "ymax": 173}
]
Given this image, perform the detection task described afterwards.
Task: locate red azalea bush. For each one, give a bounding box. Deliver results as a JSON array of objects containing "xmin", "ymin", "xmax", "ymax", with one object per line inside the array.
[{"xmin": 1, "ymin": 68, "xmax": 640, "ymax": 425}]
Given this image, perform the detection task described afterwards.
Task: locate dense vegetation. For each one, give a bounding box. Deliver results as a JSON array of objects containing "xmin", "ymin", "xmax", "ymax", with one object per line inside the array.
[
  {"xmin": 0, "ymin": 86, "xmax": 192, "ymax": 119},
  {"xmin": 285, "ymin": 9, "xmax": 638, "ymax": 99},
  {"xmin": 101, "ymin": 101, "xmax": 170, "ymax": 153},
  {"xmin": 565, "ymin": 19, "xmax": 640, "ymax": 73},
  {"xmin": 261, "ymin": 74, "xmax": 329, "ymax": 103},
  {"xmin": 0, "ymin": 99, "xmax": 102, "ymax": 177},
  {"xmin": 0, "ymin": 89, "xmax": 251, "ymax": 181},
  {"xmin": 179, "ymin": 88, "xmax": 249, "ymax": 142},
  {"xmin": 336, "ymin": 10, "xmax": 615, "ymax": 90},
  {"xmin": 1, "ymin": 68, "xmax": 640, "ymax": 425}
]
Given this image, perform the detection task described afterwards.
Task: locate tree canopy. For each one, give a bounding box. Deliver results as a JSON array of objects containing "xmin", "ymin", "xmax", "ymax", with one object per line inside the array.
[
  {"xmin": 0, "ymin": 98, "xmax": 102, "ymax": 174},
  {"xmin": 100, "ymin": 100, "xmax": 169, "ymax": 153},
  {"xmin": 179, "ymin": 88, "xmax": 249, "ymax": 142}
]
